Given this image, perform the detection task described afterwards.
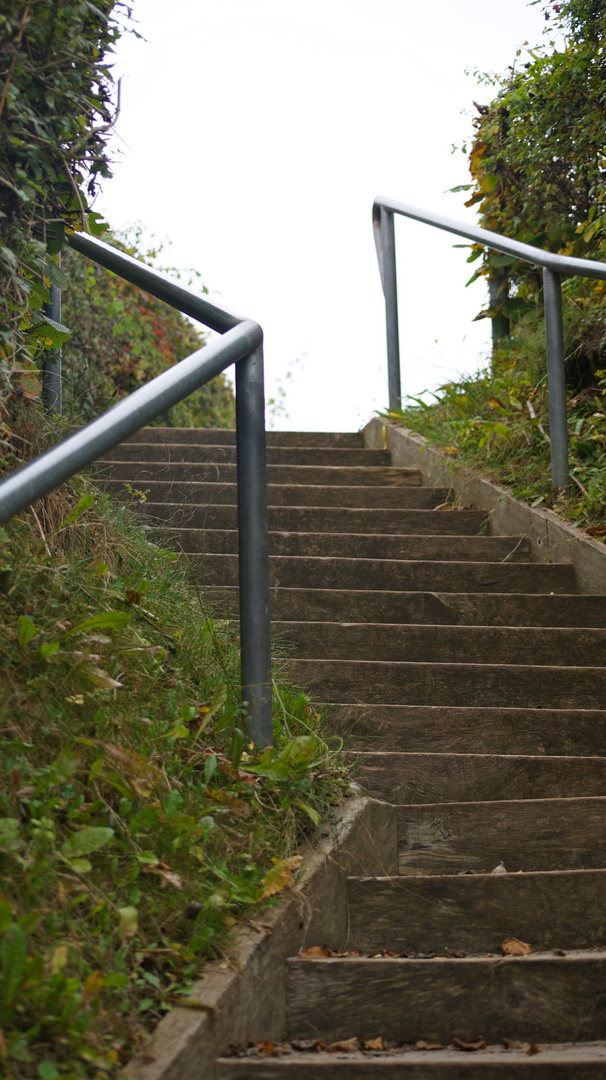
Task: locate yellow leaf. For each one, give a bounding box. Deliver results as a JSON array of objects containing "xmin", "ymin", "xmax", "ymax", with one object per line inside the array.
[
  {"xmin": 259, "ymin": 856, "xmax": 302, "ymax": 899},
  {"xmin": 51, "ymin": 945, "xmax": 68, "ymax": 974},
  {"xmin": 82, "ymin": 970, "xmax": 104, "ymax": 1003}
]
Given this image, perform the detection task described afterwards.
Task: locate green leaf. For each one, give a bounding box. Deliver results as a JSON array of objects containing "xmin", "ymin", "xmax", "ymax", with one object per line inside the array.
[
  {"xmin": 1, "ymin": 923, "xmax": 27, "ymax": 1005},
  {"xmin": 0, "ymin": 527, "xmax": 9, "ymax": 545},
  {"xmin": 37, "ymin": 641, "xmax": 59, "ymax": 659},
  {"xmin": 18, "ymin": 615, "xmax": 36, "ymax": 647},
  {"xmin": 25, "ymin": 315, "xmax": 71, "ymax": 349},
  {"xmin": 17, "ymin": 913, "xmax": 41, "ymax": 934},
  {"xmin": 44, "ymin": 259, "xmax": 68, "ymax": 291},
  {"xmin": 204, "ymin": 755, "xmax": 217, "ymax": 786},
  {"xmin": 0, "ymin": 819, "xmax": 23, "ymax": 854},
  {"xmin": 57, "ymin": 493, "xmax": 96, "ymax": 529},
  {"xmin": 70, "ymin": 610, "xmax": 131, "ymax": 634},
  {"xmin": 69, "ymin": 857, "xmax": 92, "ymax": 872},
  {"xmin": 0, "ymin": 901, "xmax": 12, "ymax": 936},
  {"xmin": 36, "ymin": 749, "xmax": 80, "ymax": 793},
  {"xmin": 294, "ymin": 800, "xmax": 321, "ymax": 826},
  {"xmin": 118, "ymin": 906, "xmax": 138, "ymax": 940},
  {"xmin": 59, "ymin": 826, "xmax": 114, "ymax": 861},
  {"xmin": 38, "ymin": 1062, "xmax": 60, "ymax": 1080},
  {"xmin": 280, "ymin": 736, "xmax": 316, "ymax": 768}
]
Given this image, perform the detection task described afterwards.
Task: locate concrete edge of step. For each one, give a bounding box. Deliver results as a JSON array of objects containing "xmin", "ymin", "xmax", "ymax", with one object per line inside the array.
[
  {"xmin": 121, "ymin": 797, "xmax": 397, "ymax": 1080},
  {"xmin": 362, "ymin": 417, "xmax": 606, "ymax": 595}
]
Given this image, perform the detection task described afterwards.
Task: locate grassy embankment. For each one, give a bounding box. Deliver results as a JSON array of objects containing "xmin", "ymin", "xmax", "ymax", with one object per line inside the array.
[
  {"xmin": 0, "ymin": 409, "xmax": 353, "ymax": 1079},
  {"xmin": 385, "ymin": 292, "xmax": 606, "ymax": 536}
]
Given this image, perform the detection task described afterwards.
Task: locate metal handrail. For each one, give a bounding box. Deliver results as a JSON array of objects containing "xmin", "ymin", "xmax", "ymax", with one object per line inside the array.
[
  {"xmin": 373, "ymin": 196, "xmax": 606, "ymax": 500},
  {"xmin": 0, "ymin": 232, "xmax": 273, "ymax": 747}
]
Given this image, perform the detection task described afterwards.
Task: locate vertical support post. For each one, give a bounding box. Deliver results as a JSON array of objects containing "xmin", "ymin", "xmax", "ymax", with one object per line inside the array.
[
  {"xmin": 235, "ymin": 343, "xmax": 273, "ymax": 747},
  {"xmin": 42, "ymin": 283, "xmax": 62, "ymax": 414},
  {"xmin": 380, "ymin": 208, "xmax": 402, "ymax": 412},
  {"xmin": 543, "ymin": 267, "xmax": 569, "ymax": 503}
]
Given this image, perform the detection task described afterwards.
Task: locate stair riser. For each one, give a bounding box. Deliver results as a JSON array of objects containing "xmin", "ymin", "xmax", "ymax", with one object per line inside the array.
[
  {"xmin": 327, "ymin": 705, "xmax": 606, "ymax": 755},
  {"xmin": 199, "ymin": 555, "xmax": 575, "ymax": 594},
  {"xmin": 292, "ymin": 660, "xmax": 606, "ymax": 709},
  {"xmin": 101, "ymin": 480, "xmax": 449, "ymax": 509},
  {"xmin": 270, "ymin": 590, "xmax": 606, "ymax": 626},
  {"xmin": 285, "ymin": 955, "xmax": 606, "ymax": 1043},
  {"xmin": 216, "ymin": 1058, "xmax": 606, "ymax": 1078},
  {"xmin": 351, "ymin": 751, "xmax": 606, "ymax": 802},
  {"xmin": 284, "ymin": 623, "xmax": 606, "ymax": 667},
  {"xmin": 397, "ymin": 797, "xmax": 606, "ymax": 873},
  {"xmin": 135, "ymin": 504, "xmax": 488, "ymax": 536},
  {"xmin": 101, "ymin": 445, "xmax": 390, "ymax": 466},
  {"xmin": 100, "ymin": 461, "xmax": 421, "ymax": 487},
  {"xmin": 347, "ymin": 870, "xmax": 606, "ymax": 954},
  {"xmin": 121, "ymin": 428, "xmax": 364, "ymax": 447},
  {"xmin": 151, "ymin": 529, "xmax": 529, "ymax": 562}
]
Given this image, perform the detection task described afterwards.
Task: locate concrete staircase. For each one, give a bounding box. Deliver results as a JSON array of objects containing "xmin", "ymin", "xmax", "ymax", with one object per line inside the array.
[{"xmin": 100, "ymin": 427, "xmax": 606, "ymax": 1076}]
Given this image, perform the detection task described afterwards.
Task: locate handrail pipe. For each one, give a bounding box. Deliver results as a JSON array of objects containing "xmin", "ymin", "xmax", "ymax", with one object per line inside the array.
[
  {"xmin": 373, "ymin": 196, "xmax": 606, "ymax": 502},
  {"xmin": 0, "ymin": 232, "xmax": 273, "ymax": 747}
]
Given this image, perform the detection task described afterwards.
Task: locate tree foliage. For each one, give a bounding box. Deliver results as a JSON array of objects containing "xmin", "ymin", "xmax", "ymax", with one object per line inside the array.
[
  {"xmin": 0, "ymin": 0, "xmax": 127, "ymax": 405},
  {"xmin": 61, "ymin": 235, "xmax": 235, "ymax": 427},
  {"xmin": 459, "ymin": 0, "xmax": 606, "ymax": 386}
]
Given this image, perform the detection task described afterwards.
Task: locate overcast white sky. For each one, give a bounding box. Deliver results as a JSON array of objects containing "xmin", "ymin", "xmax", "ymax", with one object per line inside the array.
[{"xmin": 98, "ymin": 0, "xmax": 550, "ymax": 431}]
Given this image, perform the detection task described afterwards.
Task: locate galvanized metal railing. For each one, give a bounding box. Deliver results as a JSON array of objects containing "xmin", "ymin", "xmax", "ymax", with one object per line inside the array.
[
  {"xmin": 0, "ymin": 232, "xmax": 273, "ymax": 747},
  {"xmin": 373, "ymin": 196, "xmax": 606, "ymax": 501}
]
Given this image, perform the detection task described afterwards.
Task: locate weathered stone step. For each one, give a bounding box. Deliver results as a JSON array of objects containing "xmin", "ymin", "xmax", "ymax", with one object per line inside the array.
[
  {"xmin": 216, "ymin": 1046, "xmax": 606, "ymax": 1078},
  {"xmin": 351, "ymin": 751, "xmax": 606, "ymax": 802},
  {"xmin": 99, "ymin": 461, "xmax": 422, "ymax": 488},
  {"xmin": 101, "ymin": 479, "xmax": 449, "ymax": 509},
  {"xmin": 154, "ymin": 529, "xmax": 530, "ymax": 562},
  {"xmin": 199, "ymin": 555, "xmax": 574, "ymax": 593},
  {"xmin": 327, "ymin": 705, "xmax": 606, "ymax": 757},
  {"xmin": 293, "ymin": 660, "xmax": 604, "ymax": 709},
  {"xmin": 397, "ymin": 796, "xmax": 606, "ymax": 874},
  {"xmin": 347, "ymin": 869, "xmax": 606, "ymax": 954},
  {"xmin": 101, "ymin": 444, "xmax": 390, "ymax": 466},
  {"xmin": 135, "ymin": 503, "xmax": 488, "ymax": 535},
  {"xmin": 122, "ymin": 428, "xmax": 364, "ymax": 448},
  {"xmin": 285, "ymin": 952, "xmax": 606, "ymax": 1046},
  {"xmin": 269, "ymin": 590, "xmax": 605, "ymax": 626},
  {"xmin": 283, "ymin": 623, "xmax": 606, "ymax": 667}
]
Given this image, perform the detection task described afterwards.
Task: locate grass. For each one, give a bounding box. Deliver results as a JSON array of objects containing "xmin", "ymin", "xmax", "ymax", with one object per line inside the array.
[
  {"xmin": 383, "ymin": 303, "xmax": 606, "ymax": 537},
  {"xmin": 0, "ymin": 407, "xmax": 354, "ymax": 1079}
]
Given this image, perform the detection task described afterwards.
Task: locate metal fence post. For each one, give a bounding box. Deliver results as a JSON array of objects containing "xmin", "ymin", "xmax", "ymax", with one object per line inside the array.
[
  {"xmin": 380, "ymin": 208, "xmax": 402, "ymax": 412},
  {"xmin": 543, "ymin": 267, "xmax": 569, "ymax": 502},
  {"xmin": 42, "ymin": 282, "xmax": 62, "ymax": 414},
  {"xmin": 235, "ymin": 344, "xmax": 273, "ymax": 747}
]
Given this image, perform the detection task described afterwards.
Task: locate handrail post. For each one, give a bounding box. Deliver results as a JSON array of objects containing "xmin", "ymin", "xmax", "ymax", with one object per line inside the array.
[
  {"xmin": 380, "ymin": 208, "xmax": 402, "ymax": 411},
  {"xmin": 235, "ymin": 343, "xmax": 273, "ymax": 747},
  {"xmin": 42, "ymin": 282, "xmax": 62, "ymax": 415},
  {"xmin": 543, "ymin": 267, "xmax": 570, "ymax": 503}
]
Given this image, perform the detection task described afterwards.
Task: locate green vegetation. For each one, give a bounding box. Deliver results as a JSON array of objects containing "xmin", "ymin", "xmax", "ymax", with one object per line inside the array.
[
  {"xmin": 0, "ymin": 0, "xmax": 126, "ymax": 406},
  {"xmin": 61, "ymin": 235, "xmax": 235, "ymax": 428},
  {"xmin": 388, "ymin": 0, "xmax": 606, "ymax": 535},
  {"xmin": 0, "ymin": 409, "xmax": 352, "ymax": 1079}
]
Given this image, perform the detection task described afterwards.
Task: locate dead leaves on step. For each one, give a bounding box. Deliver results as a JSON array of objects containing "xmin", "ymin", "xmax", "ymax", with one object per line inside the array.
[{"xmin": 501, "ymin": 936, "xmax": 532, "ymax": 956}]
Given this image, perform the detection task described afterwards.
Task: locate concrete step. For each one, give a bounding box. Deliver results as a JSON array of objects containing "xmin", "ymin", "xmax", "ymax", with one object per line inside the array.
[
  {"xmin": 101, "ymin": 479, "xmax": 450, "ymax": 509},
  {"xmin": 216, "ymin": 1046, "xmax": 606, "ymax": 1078},
  {"xmin": 397, "ymin": 796, "xmax": 606, "ymax": 874},
  {"xmin": 101, "ymin": 444, "xmax": 390, "ymax": 467},
  {"xmin": 281, "ymin": 623, "xmax": 606, "ymax": 666},
  {"xmin": 285, "ymin": 951, "xmax": 606, "ymax": 1044},
  {"xmin": 121, "ymin": 427, "xmax": 364, "ymax": 447},
  {"xmin": 198, "ymin": 555, "xmax": 575, "ymax": 593},
  {"xmin": 347, "ymin": 868, "xmax": 606, "ymax": 955},
  {"xmin": 99, "ymin": 461, "xmax": 422, "ymax": 487},
  {"xmin": 326, "ymin": 705, "xmax": 606, "ymax": 757},
  {"xmin": 292, "ymin": 660, "xmax": 606, "ymax": 709},
  {"xmin": 351, "ymin": 751, "xmax": 606, "ymax": 802},
  {"xmin": 153, "ymin": 529, "xmax": 530, "ymax": 562},
  {"xmin": 268, "ymin": 590, "xmax": 605, "ymax": 626},
  {"xmin": 134, "ymin": 503, "xmax": 488, "ymax": 535}
]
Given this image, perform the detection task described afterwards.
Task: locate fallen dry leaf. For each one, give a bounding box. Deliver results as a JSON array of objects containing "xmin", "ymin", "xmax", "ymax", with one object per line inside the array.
[
  {"xmin": 526, "ymin": 1043, "xmax": 540, "ymax": 1055},
  {"xmin": 453, "ymin": 1037, "xmax": 486, "ymax": 1052},
  {"xmin": 501, "ymin": 936, "xmax": 532, "ymax": 956},
  {"xmin": 491, "ymin": 861, "xmax": 507, "ymax": 875},
  {"xmin": 364, "ymin": 1037, "xmax": 384, "ymax": 1051},
  {"xmin": 416, "ymin": 1040, "xmax": 443, "ymax": 1050},
  {"xmin": 257, "ymin": 1043, "xmax": 276, "ymax": 1057},
  {"xmin": 259, "ymin": 856, "xmax": 302, "ymax": 899},
  {"xmin": 299, "ymin": 945, "xmax": 330, "ymax": 959},
  {"xmin": 328, "ymin": 1038, "xmax": 359, "ymax": 1053}
]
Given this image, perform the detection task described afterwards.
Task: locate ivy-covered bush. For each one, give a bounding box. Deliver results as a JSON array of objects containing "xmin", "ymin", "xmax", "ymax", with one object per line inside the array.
[
  {"xmin": 457, "ymin": 0, "xmax": 606, "ymax": 388},
  {"xmin": 61, "ymin": 235, "xmax": 235, "ymax": 427},
  {"xmin": 0, "ymin": 0, "xmax": 128, "ymax": 407}
]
